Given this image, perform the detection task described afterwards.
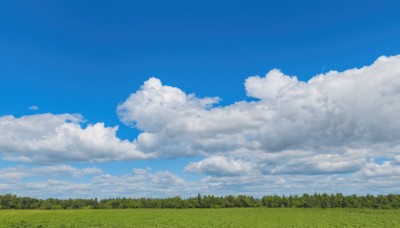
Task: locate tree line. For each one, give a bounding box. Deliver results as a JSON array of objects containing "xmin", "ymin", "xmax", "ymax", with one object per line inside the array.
[{"xmin": 1, "ymin": 193, "xmax": 400, "ymax": 210}]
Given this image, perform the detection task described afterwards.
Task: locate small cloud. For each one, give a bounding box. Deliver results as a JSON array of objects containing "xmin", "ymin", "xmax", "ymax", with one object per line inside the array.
[
  {"xmin": 82, "ymin": 167, "xmax": 103, "ymax": 175},
  {"xmin": 185, "ymin": 156, "xmax": 254, "ymax": 176},
  {"xmin": 28, "ymin": 105, "xmax": 39, "ymax": 111},
  {"xmin": 0, "ymin": 183, "xmax": 11, "ymax": 190},
  {"xmin": 2, "ymin": 155, "xmax": 33, "ymax": 163}
]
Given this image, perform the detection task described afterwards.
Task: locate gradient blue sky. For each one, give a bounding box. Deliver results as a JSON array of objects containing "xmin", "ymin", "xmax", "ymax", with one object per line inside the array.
[{"xmin": 1, "ymin": 0, "xmax": 400, "ymax": 198}]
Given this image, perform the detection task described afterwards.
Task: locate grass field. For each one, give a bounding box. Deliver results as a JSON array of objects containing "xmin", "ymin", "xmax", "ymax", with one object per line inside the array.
[{"xmin": 0, "ymin": 208, "xmax": 399, "ymax": 227}]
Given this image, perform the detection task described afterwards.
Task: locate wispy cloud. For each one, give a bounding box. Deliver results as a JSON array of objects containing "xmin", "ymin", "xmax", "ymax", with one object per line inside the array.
[{"xmin": 28, "ymin": 105, "xmax": 39, "ymax": 111}]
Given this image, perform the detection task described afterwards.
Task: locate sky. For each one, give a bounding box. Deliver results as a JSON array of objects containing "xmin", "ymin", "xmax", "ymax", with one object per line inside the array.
[{"xmin": 1, "ymin": 0, "xmax": 400, "ymax": 199}]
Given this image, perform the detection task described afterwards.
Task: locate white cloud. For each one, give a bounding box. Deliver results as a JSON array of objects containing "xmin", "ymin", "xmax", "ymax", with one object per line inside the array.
[
  {"xmin": 33, "ymin": 164, "xmax": 83, "ymax": 177},
  {"xmin": 23, "ymin": 180, "xmax": 92, "ymax": 198},
  {"xmin": 245, "ymin": 69, "xmax": 300, "ymax": 100},
  {"xmin": 0, "ymin": 184, "xmax": 11, "ymax": 190},
  {"xmin": 361, "ymin": 160, "xmax": 400, "ymax": 177},
  {"xmin": 395, "ymin": 155, "xmax": 400, "ymax": 164},
  {"xmin": 32, "ymin": 164, "xmax": 102, "ymax": 177},
  {"xmin": 0, "ymin": 113, "xmax": 153, "ymax": 162},
  {"xmin": 0, "ymin": 165, "xmax": 104, "ymax": 181},
  {"xmin": 0, "ymin": 167, "xmax": 192, "ymax": 198},
  {"xmin": 82, "ymin": 167, "xmax": 103, "ymax": 175},
  {"xmin": 116, "ymin": 55, "xmax": 400, "ymax": 177},
  {"xmin": 185, "ymin": 156, "xmax": 255, "ymax": 176},
  {"xmin": 266, "ymin": 153, "xmax": 365, "ymax": 175},
  {"xmin": 117, "ymin": 77, "xmax": 220, "ymax": 132},
  {"xmin": 2, "ymin": 161, "xmax": 400, "ymax": 198},
  {"xmin": 0, "ymin": 167, "xmax": 30, "ymax": 181},
  {"xmin": 91, "ymin": 169, "xmax": 189, "ymax": 198},
  {"xmin": 28, "ymin": 105, "xmax": 39, "ymax": 111},
  {"xmin": 2, "ymin": 55, "xmax": 400, "ymax": 190}
]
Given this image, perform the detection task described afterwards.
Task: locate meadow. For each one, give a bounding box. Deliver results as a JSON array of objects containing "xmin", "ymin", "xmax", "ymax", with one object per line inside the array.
[{"xmin": 0, "ymin": 208, "xmax": 399, "ymax": 227}]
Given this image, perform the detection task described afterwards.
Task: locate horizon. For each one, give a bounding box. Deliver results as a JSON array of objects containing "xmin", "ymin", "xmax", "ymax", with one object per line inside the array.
[
  {"xmin": 1, "ymin": 192, "xmax": 398, "ymax": 201},
  {"xmin": 1, "ymin": 1, "xmax": 400, "ymax": 199}
]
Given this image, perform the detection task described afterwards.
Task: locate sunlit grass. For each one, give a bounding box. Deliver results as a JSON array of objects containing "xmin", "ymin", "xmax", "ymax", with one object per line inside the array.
[{"xmin": 1, "ymin": 208, "xmax": 399, "ymax": 227}]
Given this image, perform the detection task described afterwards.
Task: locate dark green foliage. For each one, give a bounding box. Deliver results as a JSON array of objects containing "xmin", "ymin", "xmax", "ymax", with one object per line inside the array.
[{"xmin": 1, "ymin": 193, "xmax": 400, "ymax": 210}]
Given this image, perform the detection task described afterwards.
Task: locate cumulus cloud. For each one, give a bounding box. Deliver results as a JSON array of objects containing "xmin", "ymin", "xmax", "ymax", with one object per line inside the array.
[
  {"xmin": 185, "ymin": 156, "xmax": 255, "ymax": 176},
  {"xmin": 117, "ymin": 78, "xmax": 266, "ymax": 158},
  {"xmin": 266, "ymin": 154, "xmax": 365, "ymax": 175},
  {"xmin": 2, "ymin": 162, "xmax": 400, "ymax": 198},
  {"xmin": 361, "ymin": 160, "xmax": 400, "ymax": 177},
  {"xmin": 0, "ymin": 165, "xmax": 104, "ymax": 198},
  {"xmin": 0, "ymin": 166, "xmax": 193, "ymax": 198},
  {"xmin": 23, "ymin": 180, "xmax": 92, "ymax": 198},
  {"xmin": 117, "ymin": 77, "xmax": 220, "ymax": 131},
  {"xmin": 2, "ymin": 55, "xmax": 400, "ymax": 185},
  {"xmin": 90, "ymin": 168, "xmax": 189, "ymax": 198},
  {"xmin": 245, "ymin": 69, "xmax": 300, "ymax": 100},
  {"xmin": 116, "ymin": 55, "xmax": 400, "ymax": 178},
  {"xmin": 0, "ymin": 113, "xmax": 152, "ymax": 163}
]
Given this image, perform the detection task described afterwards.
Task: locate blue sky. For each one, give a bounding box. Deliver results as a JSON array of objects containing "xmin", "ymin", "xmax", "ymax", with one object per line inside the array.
[{"xmin": 1, "ymin": 0, "xmax": 400, "ymax": 198}]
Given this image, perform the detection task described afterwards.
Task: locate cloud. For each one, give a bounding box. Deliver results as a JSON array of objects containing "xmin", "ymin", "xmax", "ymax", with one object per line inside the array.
[
  {"xmin": 0, "ymin": 165, "xmax": 102, "ymax": 185},
  {"xmin": 2, "ymin": 55, "xmax": 400, "ymax": 185},
  {"xmin": 23, "ymin": 180, "xmax": 92, "ymax": 198},
  {"xmin": 117, "ymin": 77, "xmax": 220, "ymax": 131},
  {"xmin": 2, "ymin": 161, "xmax": 400, "ymax": 198},
  {"xmin": 0, "ymin": 165, "xmax": 106, "ymax": 198},
  {"xmin": 0, "ymin": 113, "xmax": 152, "ymax": 163},
  {"xmin": 361, "ymin": 160, "xmax": 400, "ymax": 177},
  {"xmin": 91, "ymin": 169, "xmax": 189, "ymax": 198},
  {"xmin": 28, "ymin": 105, "xmax": 39, "ymax": 111},
  {"xmin": 33, "ymin": 165, "xmax": 84, "ymax": 177},
  {"xmin": 82, "ymin": 167, "xmax": 103, "ymax": 175},
  {"xmin": 0, "ymin": 184, "xmax": 11, "ymax": 190},
  {"xmin": 0, "ymin": 166, "xmax": 192, "ymax": 198},
  {"xmin": 265, "ymin": 153, "xmax": 365, "ymax": 175},
  {"xmin": 245, "ymin": 69, "xmax": 300, "ymax": 100},
  {"xmin": 185, "ymin": 156, "xmax": 255, "ymax": 176},
  {"xmin": 117, "ymin": 55, "xmax": 400, "ymax": 177},
  {"xmin": 0, "ymin": 167, "xmax": 30, "ymax": 181},
  {"xmin": 32, "ymin": 165, "xmax": 102, "ymax": 177}
]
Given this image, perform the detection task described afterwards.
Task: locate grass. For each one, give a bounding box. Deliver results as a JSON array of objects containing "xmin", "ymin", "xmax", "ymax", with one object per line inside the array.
[{"xmin": 0, "ymin": 208, "xmax": 399, "ymax": 227}]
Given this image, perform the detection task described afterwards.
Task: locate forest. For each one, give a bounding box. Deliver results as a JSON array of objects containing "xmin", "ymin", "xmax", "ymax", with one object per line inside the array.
[{"xmin": 1, "ymin": 193, "xmax": 400, "ymax": 210}]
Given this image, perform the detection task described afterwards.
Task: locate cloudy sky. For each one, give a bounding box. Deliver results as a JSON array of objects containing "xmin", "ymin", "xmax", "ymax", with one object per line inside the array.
[{"xmin": 1, "ymin": 1, "xmax": 400, "ymax": 199}]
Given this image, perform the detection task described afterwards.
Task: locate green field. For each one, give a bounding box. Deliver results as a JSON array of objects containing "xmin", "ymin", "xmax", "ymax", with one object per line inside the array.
[{"xmin": 0, "ymin": 208, "xmax": 399, "ymax": 227}]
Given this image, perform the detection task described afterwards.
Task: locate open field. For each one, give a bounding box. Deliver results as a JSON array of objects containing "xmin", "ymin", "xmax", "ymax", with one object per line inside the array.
[{"xmin": 0, "ymin": 208, "xmax": 399, "ymax": 227}]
